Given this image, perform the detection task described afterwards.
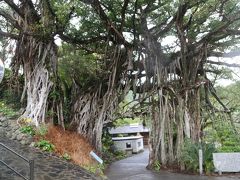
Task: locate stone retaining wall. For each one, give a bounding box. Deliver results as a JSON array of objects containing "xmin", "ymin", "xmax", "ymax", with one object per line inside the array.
[{"xmin": 0, "ymin": 114, "xmax": 33, "ymax": 145}]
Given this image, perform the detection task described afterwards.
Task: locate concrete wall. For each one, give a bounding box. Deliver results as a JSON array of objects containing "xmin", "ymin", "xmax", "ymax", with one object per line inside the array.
[{"xmin": 113, "ymin": 136, "xmax": 144, "ymax": 153}]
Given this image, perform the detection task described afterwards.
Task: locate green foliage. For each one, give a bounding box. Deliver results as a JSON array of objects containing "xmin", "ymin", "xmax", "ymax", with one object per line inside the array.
[
  {"xmin": 0, "ymin": 101, "xmax": 18, "ymax": 118},
  {"xmin": 114, "ymin": 118, "xmax": 141, "ymax": 127},
  {"xmin": 203, "ymin": 81, "xmax": 240, "ymax": 152},
  {"xmin": 61, "ymin": 152, "xmax": 71, "ymax": 161},
  {"xmin": 36, "ymin": 125, "xmax": 48, "ymax": 136},
  {"xmin": 181, "ymin": 139, "xmax": 216, "ymax": 173},
  {"xmin": 204, "ymin": 118, "xmax": 240, "ymax": 153},
  {"xmin": 35, "ymin": 140, "xmax": 55, "ymax": 152},
  {"xmin": 0, "ymin": 69, "xmax": 24, "ymax": 108},
  {"xmin": 102, "ymin": 130, "xmax": 127, "ymax": 164},
  {"xmin": 113, "ymin": 150, "xmax": 127, "ymax": 160},
  {"xmin": 20, "ymin": 125, "xmax": 36, "ymax": 136},
  {"xmin": 153, "ymin": 160, "xmax": 161, "ymax": 171},
  {"xmin": 58, "ymin": 44, "xmax": 102, "ymax": 90},
  {"xmin": 84, "ymin": 164, "xmax": 105, "ymax": 177}
]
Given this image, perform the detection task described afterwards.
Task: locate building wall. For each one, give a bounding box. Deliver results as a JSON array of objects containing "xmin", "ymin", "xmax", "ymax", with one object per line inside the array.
[{"xmin": 113, "ymin": 137, "xmax": 144, "ymax": 153}]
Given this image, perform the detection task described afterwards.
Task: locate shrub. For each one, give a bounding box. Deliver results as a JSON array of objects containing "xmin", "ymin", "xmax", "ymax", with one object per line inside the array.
[
  {"xmin": 153, "ymin": 160, "xmax": 161, "ymax": 171},
  {"xmin": 61, "ymin": 152, "xmax": 71, "ymax": 161},
  {"xmin": 18, "ymin": 118, "xmax": 32, "ymax": 126},
  {"xmin": 102, "ymin": 130, "xmax": 127, "ymax": 163},
  {"xmin": 20, "ymin": 125, "xmax": 36, "ymax": 136},
  {"xmin": 35, "ymin": 140, "xmax": 55, "ymax": 152},
  {"xmin": 84, "ymin": 164, "xmax": 105, "ymax": 177},
  {"xmin": 181, "ymin": 139, "xmax": 216, "ymax": 173},
  {"xmin": 36, "ymin": 125, "xmax": 48, "ymax": 136},
  {"xmin": 0, "ymin": 101, "xmax": 18, "ymax": 118}
]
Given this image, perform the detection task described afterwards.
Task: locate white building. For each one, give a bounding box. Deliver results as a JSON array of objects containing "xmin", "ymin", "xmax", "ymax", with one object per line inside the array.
[
  {"xmin": 112, "ymin": 136, "xmax": 144, "ymax": 154},
  {"xmin": 109, "ymin": 124, "xmax": 150, "ymax": 145}
]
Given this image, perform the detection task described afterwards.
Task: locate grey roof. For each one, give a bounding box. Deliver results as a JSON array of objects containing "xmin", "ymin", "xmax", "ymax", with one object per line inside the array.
[
  {"xmin": 109, "ymin": 124, "xmax": 150, "ymax": 134},
  {"xmin": 112, "ymin": 136, "xmax": 143, "ymax": 141}
]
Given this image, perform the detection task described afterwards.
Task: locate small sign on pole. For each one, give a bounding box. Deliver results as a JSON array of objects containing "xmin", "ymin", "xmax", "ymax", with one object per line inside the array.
[
  {"xmin": 0, "ymin": 59, "xmax": 4, "ymax": 83},
  {"xmin": 90, "ymin": 151, "xmax": 103, "ymax": 164}
]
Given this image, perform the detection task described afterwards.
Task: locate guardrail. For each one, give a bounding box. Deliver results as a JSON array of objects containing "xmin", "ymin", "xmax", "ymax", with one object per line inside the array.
[{"xmin": 0, "ymin": 143, "xmax": 34, "ymax": 180}]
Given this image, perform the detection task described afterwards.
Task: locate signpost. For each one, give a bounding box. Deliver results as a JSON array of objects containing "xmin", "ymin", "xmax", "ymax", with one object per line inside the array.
[
  {"xmin": 199, "ymin": 149, "xmax": 203, "ymax": 175},
  {"xmin": 90, "ymin": 151, "xmax": 103, "ymax": 164},
  {"xmin": 0, "ymin": 59, "xmax": 4, "ymax": 83}
]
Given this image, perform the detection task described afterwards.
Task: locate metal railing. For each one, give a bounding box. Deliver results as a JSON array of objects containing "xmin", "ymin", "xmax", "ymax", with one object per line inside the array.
[{"xmin": 0, "ymin": 143, "xmax": 34, "ymax": 180}]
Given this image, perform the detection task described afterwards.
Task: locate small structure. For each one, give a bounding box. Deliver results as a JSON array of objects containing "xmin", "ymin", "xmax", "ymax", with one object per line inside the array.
[
  {"xmin": 109, "ymin": 124, "xmax": 150, "ymax": 153},
  {"xmin": 112, "ymin": 136, "xmax": 144, "ymax": 154}
]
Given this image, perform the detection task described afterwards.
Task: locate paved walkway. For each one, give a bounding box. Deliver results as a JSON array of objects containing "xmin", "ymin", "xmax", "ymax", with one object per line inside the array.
[
  {"xmin": 105, "ymin": 149, "xmax": 240, "ymax": 180},
  {"xmin": 0, "ymin": 136, "xmax": 97, "ymax": 180}
]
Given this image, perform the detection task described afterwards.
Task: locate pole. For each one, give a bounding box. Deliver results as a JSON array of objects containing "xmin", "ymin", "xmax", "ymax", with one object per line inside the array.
[{"xmin": 199, "ymin": 149, "xmax": 203, "ymax": 175}]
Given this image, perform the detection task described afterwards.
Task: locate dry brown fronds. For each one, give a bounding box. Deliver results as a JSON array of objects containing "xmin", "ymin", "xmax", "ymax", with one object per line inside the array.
[{"xmin": 44, "ymin": 125, "xmax": 95, "ymax": 166}]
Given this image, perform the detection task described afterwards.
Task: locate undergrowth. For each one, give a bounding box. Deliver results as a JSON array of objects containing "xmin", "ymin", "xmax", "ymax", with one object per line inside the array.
[{"xmin": 0, "ymin": 101, "xmax": 18, "ymax": 118}]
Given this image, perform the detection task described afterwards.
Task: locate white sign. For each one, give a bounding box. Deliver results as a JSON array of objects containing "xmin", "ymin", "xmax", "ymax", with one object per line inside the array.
[
  {"xmin": 90, "ymin": 151, "xmax": 103, "ymax": 164},
  {"xmin": 0, "ymin": 59, "xmax": 4, "ymax": 83},
  {"xmin": 213, "ymin": 153, "xmax": 240, "ymax": 173}
]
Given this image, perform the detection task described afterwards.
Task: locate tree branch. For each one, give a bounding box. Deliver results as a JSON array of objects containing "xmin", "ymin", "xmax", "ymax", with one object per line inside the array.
[
  {"xmin": 25, "ymin": 0, "xmax": 40, "ymax": 20},
  {"xmin": 81, "ymin": 0, "xmax": 131, "ymax": 47},
  {"xmin": 0, "ymin": 9, "xmax": 20, "ymax": 29},
  {"xmin": 119, "ymin": 0, "xmax": 129, "ymax": 33},
  {"xmin": 0, "ymin": 29, "xmax": 18, "ymax": 39},
  {"xmin": 207, "ymin": 60, "xmax": 240, "ymax": 68},
  {"xmin": 59, "ymin": 33, "xmax": 109, "ymax": 45},
  {"xmin": 3, "ymin": 0, "xmax": 24, "ymax": 18}
]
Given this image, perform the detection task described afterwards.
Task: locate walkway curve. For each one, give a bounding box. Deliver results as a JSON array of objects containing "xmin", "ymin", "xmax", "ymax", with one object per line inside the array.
[
  {"xmin": 0, "ymin": 136, "xmax": 98, "ymax": 180},
  {"xmin": 105, "ymin": 149, "xmax": 240, "ymax": 180}
]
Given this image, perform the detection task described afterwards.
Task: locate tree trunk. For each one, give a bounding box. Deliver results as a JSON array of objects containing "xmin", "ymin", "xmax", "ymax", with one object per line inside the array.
[
  {"xmin": 8, "ymin": 1, "xmax": 58, "ymax": 127},
  {"xmin": 68, "ymin": 46, "xmax": 131, "ymax": 151},
  {"xmin": 70, "ymin": 87, "xmax": 119, "ymax": 152},
  {"xmin": 141, "ymin": 36, "xmax": 203, "ymax": 169},
  {"xmin": 15, "ymin": 35, "xmax": 57, "ymax": 127}
]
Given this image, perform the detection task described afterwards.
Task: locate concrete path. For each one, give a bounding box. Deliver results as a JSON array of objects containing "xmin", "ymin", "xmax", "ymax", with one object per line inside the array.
[
  {"xmin": 105, "ymin": 149, "xmax": 240, "ymax": 180},
  {"xmin": 0, "ymin": 136, "xmax": 97, "ymax": 180}
]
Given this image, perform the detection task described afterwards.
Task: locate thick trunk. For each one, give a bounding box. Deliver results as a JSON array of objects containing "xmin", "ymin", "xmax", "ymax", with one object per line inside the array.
[
  {"xmin": 142, "ymin": 28, "xmax": 203, "ymax": 168},
  {"xmin": 16, "ymin": 36, "xmax": 57, "ymax": 127},
  {"xmin": 22, "ymin": 66, "xmax": 53, "ymax": 126},
  {"xmin": 69, "ymin": 46, "xmax": 130, "ymax": 152},
  {"xmin": 70, "ymin": 89, "xmax": 118, "ymax": 152},
  {"xmin": 10, "ymin": 1, "xmax": 58, "ymax": 127},
  {"xmin": 148, "ymin": 88, "xmax": 202, "ymax": 168}
]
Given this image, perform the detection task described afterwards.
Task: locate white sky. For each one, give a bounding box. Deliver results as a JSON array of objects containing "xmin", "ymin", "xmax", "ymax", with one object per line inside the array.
[{"xmin": 162, "ymin": 36, "xmax": 240, "ymax": 86}]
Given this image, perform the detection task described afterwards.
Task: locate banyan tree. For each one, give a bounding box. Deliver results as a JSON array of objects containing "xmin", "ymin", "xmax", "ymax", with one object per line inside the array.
[
  {"xmin": 127, "ymin": 0, "xmax": 240, "ymax": 168},
  {"xmin": 86, "ymin": 0, "xmax": 240, "ymax": 168},
  {"xmin": 1, "ymin": 0, "xmax": 240, "ymax": 170}
]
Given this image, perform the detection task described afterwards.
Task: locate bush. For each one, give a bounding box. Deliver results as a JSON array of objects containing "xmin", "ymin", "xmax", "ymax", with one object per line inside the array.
[
  {"xmin": 153, "ymin": 160, "xmax": 161, "ymax": 171},
  {"xmin": 36, "ymin": 125, "xmax": 48, "ymax": 136},
  {"xmin": 84, "ymin": 164, "xmax": 105, "ymax": 177},
  {"xmin": 0, "ymin": 101, "xmax": 18, "ymax": 118},
  {"xmin": 20, "ymin": 125, "xmax": 36, "ymax": 136},
  {"xmin": 35, "ymin": 140, "xmax": 55, "ymax": 152},
  {"xmin": 181, "ymin": 139, "xmax": 216, "ymax": 173},
  {"xmin": 102, "ymin": 130, "xmax": 127, "ymax": 164},
  {"xmin": 61, "ymin": 152, "xmax": 71, "ymax": 161}
]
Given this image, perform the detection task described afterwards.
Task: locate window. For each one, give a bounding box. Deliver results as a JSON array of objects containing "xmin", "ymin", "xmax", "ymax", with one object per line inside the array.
[
  {"xmin": 126, "ymin": 142, "xmax": 131, "ymax": 148},
  {"xmin": 138, "ymin": 142, "xmax": 141, "ymax": 147}
]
